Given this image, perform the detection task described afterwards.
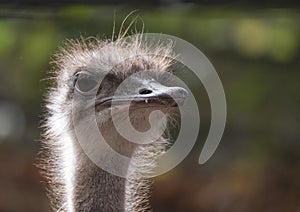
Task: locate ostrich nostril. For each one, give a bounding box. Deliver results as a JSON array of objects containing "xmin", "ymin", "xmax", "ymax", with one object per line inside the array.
[{"xmin": 139, "ymin": 88, "xmax": 153, "ymax": 95}]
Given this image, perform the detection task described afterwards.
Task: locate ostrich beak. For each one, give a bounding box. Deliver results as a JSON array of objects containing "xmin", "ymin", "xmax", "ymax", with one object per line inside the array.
[
  {"xmin": 95, "ymin": 79, "xmax": 188, "ymax": 109},
  {"xmin": 129, "ymin": 80, "xmax": 188, "ymax": 108}
]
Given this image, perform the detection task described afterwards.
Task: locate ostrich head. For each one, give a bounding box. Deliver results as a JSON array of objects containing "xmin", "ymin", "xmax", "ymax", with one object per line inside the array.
[{"xmin": 40, "ymin": 34, "xmax": 188, "ymax": 211}]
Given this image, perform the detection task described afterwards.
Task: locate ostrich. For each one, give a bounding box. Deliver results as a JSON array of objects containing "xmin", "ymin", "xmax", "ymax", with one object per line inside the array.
[{"xmin": 38, "ymin": 32, "xmax": 188, "ymax": 212}]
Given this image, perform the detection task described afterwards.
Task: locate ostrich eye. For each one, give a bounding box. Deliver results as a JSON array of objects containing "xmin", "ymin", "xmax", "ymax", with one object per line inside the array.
[{"xmin": 74, "ymin": 73, "xmax": 98, "ymax": 94}]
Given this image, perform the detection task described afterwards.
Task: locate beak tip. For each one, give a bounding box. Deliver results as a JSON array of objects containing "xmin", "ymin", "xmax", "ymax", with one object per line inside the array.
[
  {"xmin": 172, "ymin": 87, "xmax": 188, "ymax": 106},
  {"xmin": 179, "ymin": 87, "xmax": 189, "ymax": 98}
]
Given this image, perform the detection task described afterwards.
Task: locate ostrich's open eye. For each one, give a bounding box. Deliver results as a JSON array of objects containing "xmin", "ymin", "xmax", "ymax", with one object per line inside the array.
[{"xmin": 74, "ymin": 72, "xmax": 98, "ymax": 94}]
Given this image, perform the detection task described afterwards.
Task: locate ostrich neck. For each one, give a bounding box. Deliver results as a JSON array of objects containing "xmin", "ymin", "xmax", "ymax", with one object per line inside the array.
[
  {"xmin": 73, "ymin": 150, "xmax": 128, "ymax": 211},
  {"xmin": 71, "ymin": 123, "xmax": 152, "ymax": 212}
]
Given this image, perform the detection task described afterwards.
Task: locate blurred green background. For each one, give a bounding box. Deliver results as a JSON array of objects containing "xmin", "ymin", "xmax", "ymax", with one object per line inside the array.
[{"xmin": 0, "ymin": 4, "xmax": 299, "ymax": 212}]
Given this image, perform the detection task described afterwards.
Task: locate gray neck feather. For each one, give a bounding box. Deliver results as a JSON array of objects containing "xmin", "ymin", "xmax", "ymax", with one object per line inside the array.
[
  {"xmin": 69, "ymin": 121, "xmax": 160, "ymax": 212},
  {"xmin": 73, "ymin": 148, "xmax": 128, "ymax": 211}
]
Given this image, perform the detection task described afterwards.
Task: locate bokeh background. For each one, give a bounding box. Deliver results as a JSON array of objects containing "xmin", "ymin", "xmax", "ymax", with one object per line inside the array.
[{"xmin": 0, "ymin": 2, "xmax": 299, "ymax": 212}]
